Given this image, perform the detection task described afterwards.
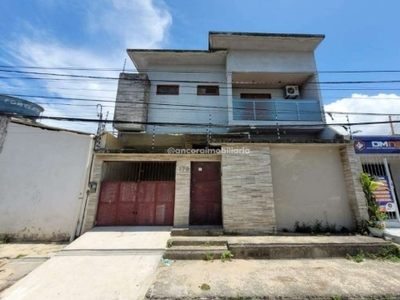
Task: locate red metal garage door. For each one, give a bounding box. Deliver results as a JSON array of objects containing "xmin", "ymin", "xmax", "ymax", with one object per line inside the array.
[
  {"xmin": 96, "ymin": 181, "xmax": 175, "ymax": 226},
  {"xmin": 190, "ymin": 162, "xmax": 222, "ymax": 225}
]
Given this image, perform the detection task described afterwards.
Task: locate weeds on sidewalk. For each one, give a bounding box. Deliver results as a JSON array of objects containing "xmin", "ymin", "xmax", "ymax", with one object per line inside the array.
[
  {"xmin": 346, "ymin": 251, "xmax": 365, "ymax": 263},
  {"xmin": 223, "ymin": 230, "xmax": 240, "ymax": 236},
  {"xmin": 220, "ymin": 250, "xmax": 234, "ymax": 262},
  {"xmin": 16, "ymin": 254, "xmax": 27, "ymax": 259},
  {"xmin": 367, "ymin": 245, "xmax": 400, "ymax": 262},
  {"xmin": 346, "ymin": 245, "xmax": 400, "ymax": 263},
  {"xmin": 294, "ymin": 219, "xmax": 340, "ymax": 234},
  {"xmin": 204, "ymin": 252, "xmax": 214, "ymax": 261},
  {"xmin": 0, "ymin": 235, "xmax": 11, "ymax": 244},
  {"xmin": 200, "ymin": 283, "xmax": 210, "ymax": 291}
]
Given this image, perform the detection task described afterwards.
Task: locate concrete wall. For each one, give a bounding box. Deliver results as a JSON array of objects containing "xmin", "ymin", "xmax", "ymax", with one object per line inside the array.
[
  {"xmin": 227, "ymin": 50, "xmax": 317, "ymax": 73},
  {"xmin": 270, "ymin": 145, "xmax": 354, "ymax": 231},
  {"xmin": 114, "ymin": 73, "xmax": 150, "ymax": 132},
  {"xmin": 146, "ymin": 64, "xmax": 228, "ymax": 134},
  {"xmin": 0, "ymin": 123, "xmax": 93, "ymax": 241},
  {"xmin": 0, "ymin": 116, "xmax": 9, "ymax": 153}
]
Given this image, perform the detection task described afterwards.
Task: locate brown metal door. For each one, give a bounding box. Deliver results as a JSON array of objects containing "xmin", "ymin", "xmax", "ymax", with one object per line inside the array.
[
  {"xmin": 190, "ymin": 162, "xmax": 222, "ymax": 225},
  {"xmin": 97, "ymin": 181, "xmax": 175, "ymax": 226},
  {"xmin": 96, "ymin": 182, "xmax": 120, "ymax": 226},
  {"xmin": 116, "ymin": 182, "xmax": 138, "ymax": 225}
]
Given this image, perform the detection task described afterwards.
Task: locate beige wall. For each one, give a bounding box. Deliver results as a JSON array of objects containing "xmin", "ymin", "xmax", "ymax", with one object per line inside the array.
[{"xmin": 270, "ymin": 146, "xmax": 353, "ymax": 231}]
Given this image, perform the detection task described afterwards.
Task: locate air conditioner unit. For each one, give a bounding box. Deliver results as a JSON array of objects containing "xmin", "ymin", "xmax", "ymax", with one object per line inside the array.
[{"xmin": 284, "ymin": 85, "xmax": 300, "ymax": 99}]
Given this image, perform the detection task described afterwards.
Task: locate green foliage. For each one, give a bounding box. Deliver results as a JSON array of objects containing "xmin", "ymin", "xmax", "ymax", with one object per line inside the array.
[
  {"xmin": 204, "ymin": 252, "xmax": 215, "ymax": 261},
  {"xmin": 166, "ymin": 240, "xmax": 173, "ymax": 248},
  {"xmin": 346, "ymin": 251, "xmax": 365, "ymax": 263},
  {"xmin": 16, "ymin": 254, "xmax": 27, "ymax": 259},
  {"xmin": 200, "ymin": 283, "xmax": 210, "ymax": 290},
  {"xmin": 360, "ymin": 172, "xmax": 388, "ymax": 228},
  {"xmin": 0, "ymin": 235, "xmax": 11, "ymax": 244},
  {"xmin": 330, "ymin": 295, "xmax": 342, "ymax": 300},
  {"xmin": 294, "ymin": 220, "xmax": 338, "ymax": 234},
  {"xmin": 220, "ymin": 250, "xmax": 234, "ymax": 262},
  {"xmin": 346, "ymin": 246, "xmax": 400, "ymax": 263},
  {"xmin": 223, "ymin": 230, "xmax": 240, "ymax": 236},
  {"xmin": 367, "ymin": 245, "xmax": 400, "ymax": 262}
]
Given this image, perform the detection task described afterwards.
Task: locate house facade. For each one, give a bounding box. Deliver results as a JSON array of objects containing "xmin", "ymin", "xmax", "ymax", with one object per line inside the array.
[{"xmin": 81, "ymin": 32, "xmax": 368, "ymax": 235}]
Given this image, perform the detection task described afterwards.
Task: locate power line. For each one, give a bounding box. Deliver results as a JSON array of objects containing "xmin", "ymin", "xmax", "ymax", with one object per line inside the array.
[
  {"xmin": 2, "ymin": 69, "xmax": 400, "ymax": 85},
  {"xmin": 3, "ymin": 65, "xmax": 400, "ymax": 74},
  {"xmin": 4, "ymin": 113, "xmax": 400, "ymax": 128},
  {"xmin": 3, "ymin": 92, "xmax": 400, "ymax": 117}
]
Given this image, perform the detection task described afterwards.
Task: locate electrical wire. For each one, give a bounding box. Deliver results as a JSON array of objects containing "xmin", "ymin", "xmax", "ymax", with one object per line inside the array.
[{"xmin": 3, "ymin": 113, "xmax": 400, "ymax": 128}]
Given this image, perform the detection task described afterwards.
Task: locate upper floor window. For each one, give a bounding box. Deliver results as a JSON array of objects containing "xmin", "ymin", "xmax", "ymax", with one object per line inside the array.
[
  {"xmin": 240, "ymin": 93, "xmax": 271, "ymax": 99},
  {"xmin": 157, "ymin": 85, "xmax": 179, "ymax": 95},
  {"xmin": 197, "ymin": 85, "xmax": 219, "ymax": 96}
]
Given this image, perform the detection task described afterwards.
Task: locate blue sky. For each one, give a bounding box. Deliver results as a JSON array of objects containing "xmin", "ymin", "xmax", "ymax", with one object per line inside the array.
[{"xmin": 0, "ymin": 0, "xmax": 399, "ymax": 134}]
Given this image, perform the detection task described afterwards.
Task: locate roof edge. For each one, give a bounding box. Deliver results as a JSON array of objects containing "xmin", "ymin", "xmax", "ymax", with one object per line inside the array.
[{"xmin": 209, "ymin": 31, "xmax": 325, "ymax": 39}]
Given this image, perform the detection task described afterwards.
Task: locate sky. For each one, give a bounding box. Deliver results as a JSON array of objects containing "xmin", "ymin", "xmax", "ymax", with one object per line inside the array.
[{"xmin": 1, "ymin": 0, "xmax": 400, "ymax": 135}]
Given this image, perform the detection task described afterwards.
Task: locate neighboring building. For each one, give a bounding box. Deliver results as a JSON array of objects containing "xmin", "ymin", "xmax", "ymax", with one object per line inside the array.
[
  {"xmin": 0, "ymin": 118, "xmax": 94, "ymax": 241},
  {"xmin": 353, "ymin": 136, "xmax": 400, "ymax": 226},
  {"xmin": 80, "ymin": 32, "xmax": 368, "ymax": 235}
]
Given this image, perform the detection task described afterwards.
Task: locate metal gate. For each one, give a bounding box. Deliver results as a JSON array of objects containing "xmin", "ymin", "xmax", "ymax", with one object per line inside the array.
[
  {"xmin": 96, "ymin": 162, "xmax": 175, "ymax": 226},
  {"xmin": 358, "ymin": 155, "xmax": 400, "ymax": 222},
  {"xmin": 190, "ymin": 162, "xmax": 222, "ymax": 225}
]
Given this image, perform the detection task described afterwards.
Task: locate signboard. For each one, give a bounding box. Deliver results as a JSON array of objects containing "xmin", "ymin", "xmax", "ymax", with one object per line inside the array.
[
  {"xmin": 354, "ymin": 136, "xmax": 400, "ymax": 154},
  {"xmin": 0, "ymin": 94, "xmax": 44, "ymax": 119},
  {"xmin": 373, "ymin": 176, "xmax": 395, "ymax": 212}
]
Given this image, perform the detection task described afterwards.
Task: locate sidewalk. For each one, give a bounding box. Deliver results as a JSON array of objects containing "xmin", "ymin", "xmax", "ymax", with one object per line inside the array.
[
  {"xmin": 0, "ymin": 227, "xmax": 171, "ymax": 300},
  {"xmin": 146, "ymin": 258, "xmax": 400, "ymax": 299}
]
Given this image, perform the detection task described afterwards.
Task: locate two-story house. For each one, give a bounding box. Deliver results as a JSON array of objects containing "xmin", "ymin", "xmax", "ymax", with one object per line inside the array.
[{"xmin": 80, "ymin": 32, "xmax": 368, "ymax": 235}]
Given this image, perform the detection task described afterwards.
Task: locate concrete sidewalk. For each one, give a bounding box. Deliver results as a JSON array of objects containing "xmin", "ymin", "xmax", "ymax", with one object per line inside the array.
[
  {"xmin": 146, "ymin": 259, "xmax": 400, "ymax": 299},
  {"xmin": 0, "ymin": 227, "xmax": 171, "ymax": 300}
]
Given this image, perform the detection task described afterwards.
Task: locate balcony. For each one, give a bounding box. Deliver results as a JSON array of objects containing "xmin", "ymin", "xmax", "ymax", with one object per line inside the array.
[{"xmin": 232, "ymin": 99, "xmax": 323, "ymax": 123}]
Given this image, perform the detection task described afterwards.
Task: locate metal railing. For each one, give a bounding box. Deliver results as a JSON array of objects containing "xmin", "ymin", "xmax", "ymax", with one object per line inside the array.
[{"xmin": 232, "ymin": 99, "xmax": 323, "ymax": 122}]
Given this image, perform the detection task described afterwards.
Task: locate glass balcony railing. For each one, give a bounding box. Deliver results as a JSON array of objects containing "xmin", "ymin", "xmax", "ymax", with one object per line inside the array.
[{"xmin": 232, "ymin": 99, "xmax": 323, "ymax": 122}]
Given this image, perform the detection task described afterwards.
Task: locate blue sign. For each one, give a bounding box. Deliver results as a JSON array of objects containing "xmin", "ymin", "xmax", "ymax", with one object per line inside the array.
[
  {"xmin": 0, "ymin": 94, "xmax": 44, "ymax": 120},
  {"xmin": 353, "ymin": 136, "xmax": 400, "ymax": 154},
  {"xmin": 374, "ymin": 176, "xmax": 395, "ymax": 212}
]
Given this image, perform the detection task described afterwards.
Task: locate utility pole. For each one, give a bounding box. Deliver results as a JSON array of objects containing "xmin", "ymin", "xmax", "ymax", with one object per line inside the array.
[{"xmin": 389, "ymin": 115, "xmax": 395, "ymax": 135}]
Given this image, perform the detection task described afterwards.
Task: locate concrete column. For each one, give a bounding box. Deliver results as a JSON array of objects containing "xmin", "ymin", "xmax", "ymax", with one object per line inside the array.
[
  {"xmin": 81, "ymin": 158, "xmax": 103, "ymax": 233},
  {"xmin": 340, "ymin": 145, "xmax": 368, "ymax": 226},
  {"xmin": 221, "ymin": 144, "xmax": 276, "ymax": 234},
  {"xmin": 226, "ymin": 72, "xmax": 233, "ymax": 123},
  {"xmin": 174, "ymin": 160, "xmax": 191, "ymax": 227}
]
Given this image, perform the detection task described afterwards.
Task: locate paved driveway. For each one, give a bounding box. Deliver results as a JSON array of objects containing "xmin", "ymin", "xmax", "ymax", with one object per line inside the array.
[{"xmin": 0, "ymin": 227, "xmax": 171, "ymax": 300}]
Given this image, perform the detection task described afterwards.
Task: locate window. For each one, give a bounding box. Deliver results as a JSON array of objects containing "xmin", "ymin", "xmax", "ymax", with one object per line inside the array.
[
  {"xmin": 240, "ymin": 93, "xmax": 271, "ymax": 99},
  {"xmin": 197, "ymin": 85, "xmax": 219, "ymax": 96},
  {"xmin": 157, "ymin": 85, "xmax": 179, "ymax": 95}
]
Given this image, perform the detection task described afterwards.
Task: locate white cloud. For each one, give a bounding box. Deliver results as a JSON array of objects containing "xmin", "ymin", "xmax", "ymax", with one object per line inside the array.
[
  {"xmin": 324, "ymin": 93, "xmax": 400, "ymax": 136},
  {"xmin": 1, "ymin": 0, "xmax": 172, "ymax": 133},
  {"xmin": 88, "ymin": 0, "xmax": 172, "ymax": 49}
]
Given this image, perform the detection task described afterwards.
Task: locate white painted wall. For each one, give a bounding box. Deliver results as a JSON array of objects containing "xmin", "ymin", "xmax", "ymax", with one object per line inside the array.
[
  {"xmin": 146, "ymin": 64, "xmax": 228, "ymax": 134},
  {"xmin": 270, "ymin": 146, "xmax": 354, "ymax": 231},
  {"xmin": 227, "ymin": 50, "xmax": 317, "ymax": 73},
  {"xmin": 0, "ymin": 123, "xmax": 93, "ymax": 241}
]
